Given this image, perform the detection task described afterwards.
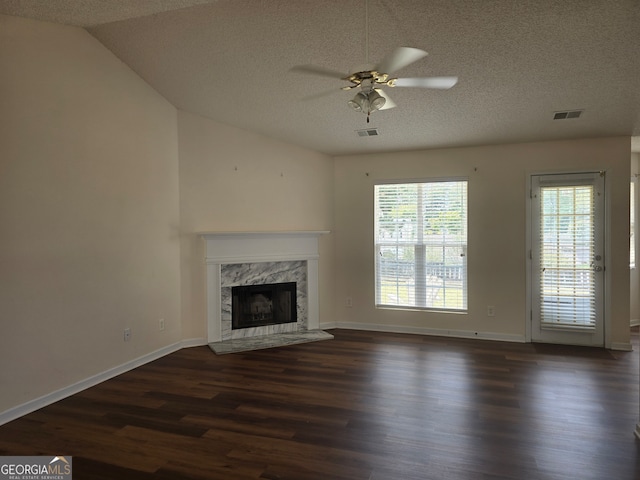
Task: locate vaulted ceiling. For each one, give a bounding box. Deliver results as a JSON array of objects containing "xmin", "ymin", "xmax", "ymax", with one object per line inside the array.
[{"xmin": 2, "ymin": 0, "xmax": 639, "ymax": 155}]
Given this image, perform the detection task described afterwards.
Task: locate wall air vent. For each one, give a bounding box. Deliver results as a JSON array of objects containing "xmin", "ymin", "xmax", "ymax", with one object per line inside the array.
[
  {"xmin": 356, "ymin": 128, "xmax": 379, "ymax": 137},
  {"xmin": 553, "ymin": 109, "xmax": 583, "ymax": 120}
]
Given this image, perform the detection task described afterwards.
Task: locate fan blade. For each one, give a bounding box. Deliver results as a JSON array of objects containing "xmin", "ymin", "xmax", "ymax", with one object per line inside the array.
[
  {"xmin": 375, "ymin": 89, "xmax": 396, "ymax": 110},
  {"xmin": 290, "ymin": 64, "xmax": 348, "ymax": 79},
  {"xmin": 376, "ymin": 47, "xmax": 428, "ymax": 75},
  {"xmin": 393, "ymin": 76, "xmax": 458, "ymax": 89}
]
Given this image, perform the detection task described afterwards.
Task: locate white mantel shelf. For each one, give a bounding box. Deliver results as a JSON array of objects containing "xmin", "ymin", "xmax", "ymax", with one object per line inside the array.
[
  {"xmin": 200, "ymin": 231, "xmax": 329, "ymax": 343},
  {"xmin": 200, "ymin": 231, "xmax": 329, "ymax": 264}
]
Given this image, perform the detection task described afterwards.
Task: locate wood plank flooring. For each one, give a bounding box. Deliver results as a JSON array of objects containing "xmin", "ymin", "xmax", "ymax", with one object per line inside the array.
[{"xmin": 1, "ymin": 329, "xmax": 639, "ymax": 479}]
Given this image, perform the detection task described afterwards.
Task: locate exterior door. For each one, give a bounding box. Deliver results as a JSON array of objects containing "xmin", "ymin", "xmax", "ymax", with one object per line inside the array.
[{"xmin": 530, "ymin": 172, "xmax": 605, "ymax": 346}]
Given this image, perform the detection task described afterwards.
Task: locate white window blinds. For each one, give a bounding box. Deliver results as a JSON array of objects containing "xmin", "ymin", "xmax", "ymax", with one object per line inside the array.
[
  {"xmin": 539, "ymin": 185, "xmax": 596, "ymax": 328},
  {"xmin": 375, "ymin": 180, "xmax": 467, "ymax": 311}
]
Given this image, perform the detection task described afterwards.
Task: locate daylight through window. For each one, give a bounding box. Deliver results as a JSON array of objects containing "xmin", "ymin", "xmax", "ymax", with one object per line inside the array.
[{"xmin": 375, "ymin": 180, "xmax": 468, "ymax": 311}]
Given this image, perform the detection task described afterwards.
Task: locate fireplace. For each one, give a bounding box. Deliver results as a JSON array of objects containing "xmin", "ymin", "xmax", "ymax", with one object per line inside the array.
[
  {"xmin": 232, "ymin": 282, "xmax": 297, "ymax": 329},
  {"xmin": 201, "ymin": 231, "xmax": 328, "ymax": 344}
]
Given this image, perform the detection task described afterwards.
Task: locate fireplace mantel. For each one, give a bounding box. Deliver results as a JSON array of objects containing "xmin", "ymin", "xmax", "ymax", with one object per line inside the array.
[
  {"xmin": 200, "ymin": 231, "xmax": 329, "ymax": 264},
  {"xmin": 200, "ymin": 231, "xmax": 329, "ymax": 343}
]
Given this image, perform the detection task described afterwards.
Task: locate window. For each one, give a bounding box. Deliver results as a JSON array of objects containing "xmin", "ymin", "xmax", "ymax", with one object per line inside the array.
[
  {"xmin": 539, "ymin": 183, "xmax": 596, "ymax": 327},
  {"xmin": 632, "ymin": 177, "xmax": 637, "ymax": 269},
  {"xmin": 375, "ymin": 180, "xmax": 468, "ymax": 311}
]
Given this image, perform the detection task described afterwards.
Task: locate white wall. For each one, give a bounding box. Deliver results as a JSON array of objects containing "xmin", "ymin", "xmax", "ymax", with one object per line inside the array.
[
  {"xmin": 177, "ymin": 110, "xmax": 335, "ymax": 341},
  {"xmin": 0, "ymin": 15, "xmax": 181, "ymax": 415},
  {"xmin": 333, "ymin": 137, "xmax": 631, "ymax": 347},
  {"xmin": 632, "ymin": 153, "xmax": 639, "ymax": 326}
]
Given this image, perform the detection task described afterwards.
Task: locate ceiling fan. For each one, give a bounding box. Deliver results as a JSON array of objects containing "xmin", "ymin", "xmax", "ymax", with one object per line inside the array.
[{"xmin": 290, "ymin": 1, "xmax": 458, "ymax": 122}]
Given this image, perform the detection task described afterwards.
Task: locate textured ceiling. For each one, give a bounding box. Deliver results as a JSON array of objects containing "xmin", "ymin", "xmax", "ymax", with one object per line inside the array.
[
  {"xmin": 2, "ymin": 0, "xmax": 640, "ymax": 155},
  {"xmin": 0, "ymin": 0, "xmax": 219, "ymax": 27}
]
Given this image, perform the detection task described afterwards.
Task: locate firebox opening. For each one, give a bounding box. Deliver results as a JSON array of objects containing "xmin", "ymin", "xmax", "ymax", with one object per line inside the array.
[{"xmin": 232, "ymin": 282, "xmax": 297, "ymax": 330}]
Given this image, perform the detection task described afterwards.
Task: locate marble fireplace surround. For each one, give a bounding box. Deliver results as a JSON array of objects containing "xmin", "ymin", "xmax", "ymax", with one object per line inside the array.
[
  {"xmin": 221, "ymin": 260, "xmax": 306, "ymax": 339},
  {"xmin": 201, "ymin": 231, "xmax": 329, "ymax": 345}
]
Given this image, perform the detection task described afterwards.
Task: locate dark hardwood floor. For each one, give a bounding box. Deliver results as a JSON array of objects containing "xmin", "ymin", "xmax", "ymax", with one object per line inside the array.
[{"xmin": 1, "ymin": 329, "xmax": 639, "ymax": 479}]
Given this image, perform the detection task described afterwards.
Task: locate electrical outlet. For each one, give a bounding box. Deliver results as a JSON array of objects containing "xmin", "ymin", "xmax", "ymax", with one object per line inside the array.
[
  {"xmin": 346, "ymin": 297, "xmax": 353, "ymax": 308},
  {"xmin": 124, "ymin": 328, "xmax": 131, "ymax": 342},
  {"xmin": 159, "ymin": 318, "xmax": 165, "ymax": 331},
  {"xmin": 487, "ymin": 306, "xmax": 495, "ymax": 317}
]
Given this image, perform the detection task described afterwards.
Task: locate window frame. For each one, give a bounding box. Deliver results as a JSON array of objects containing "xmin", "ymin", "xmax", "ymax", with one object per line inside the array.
[{"xmin": 374, "ymin": 177, "xmax": 468, "ymax": 313}]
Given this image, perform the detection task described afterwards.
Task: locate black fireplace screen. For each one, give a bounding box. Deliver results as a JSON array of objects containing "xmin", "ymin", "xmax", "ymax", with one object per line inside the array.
[{"xmin": 232, "ymin": 282, "xmax": 297, "ymax": 329}]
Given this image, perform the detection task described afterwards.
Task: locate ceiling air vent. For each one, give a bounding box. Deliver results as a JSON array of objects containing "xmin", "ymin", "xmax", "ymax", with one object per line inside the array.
[
  {"xmin": 553, "ymin": 109, "xmax": 583, "ymax": 120},
  {"xmin": 356, "ymin": 128, "xmax": 379, "ymax": 137}
]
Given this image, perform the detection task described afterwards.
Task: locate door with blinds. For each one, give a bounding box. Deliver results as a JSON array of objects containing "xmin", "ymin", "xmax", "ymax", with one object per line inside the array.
[{"xmin": 531, "ymin": 172, "xmax": 605, "ymax": 346}]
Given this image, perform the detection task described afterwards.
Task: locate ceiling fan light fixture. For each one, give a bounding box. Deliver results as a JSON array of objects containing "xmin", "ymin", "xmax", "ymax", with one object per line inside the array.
[
  {"xmin": 368, "ymin": 90, "xmax": 386, "ymax": 111},
  {"xmin": 348, "ymin": 90, "xmax": 386, "ymax": 115},
  {"xmin": 348, "ymin": 92, "xmax": 368, "ymax": 112}
]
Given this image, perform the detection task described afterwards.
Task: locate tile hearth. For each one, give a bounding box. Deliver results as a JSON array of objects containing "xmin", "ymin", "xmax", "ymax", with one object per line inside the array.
[{"xmin": 209, "ymin": 330, "xmax": 334, "ymax": 355}]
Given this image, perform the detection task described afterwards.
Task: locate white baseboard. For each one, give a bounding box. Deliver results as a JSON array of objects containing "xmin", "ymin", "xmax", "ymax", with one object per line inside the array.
[
  {"xmin": 319, "ymin": 322, "xmax": 337, "ymax": 330},
  {"xmin": 611, "ymin": 342, "xmax": 633, "ymax": 351},
  {"xmin": 181, "ymin": 337, "xmax": 208, "ymax": 348},
  {"xmin": 631, "ymin": 319, "xmax": 640, "ymax": 327},
  {"xmin": 329, "ymin": 322, "xmax": 633, "ymax": 350},
  {"xmin": 0, "ymin": 340, "xmax": 196, "ymax": 427},
  {"xmin": 328, "ymin": 321, "xmax": 526, "ymax": 343}
]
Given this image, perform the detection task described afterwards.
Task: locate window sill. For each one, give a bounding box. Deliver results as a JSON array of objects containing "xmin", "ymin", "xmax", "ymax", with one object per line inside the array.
[{"xmin": 376, "ymin": 304, "xmax": 468, "ymax": 315}]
